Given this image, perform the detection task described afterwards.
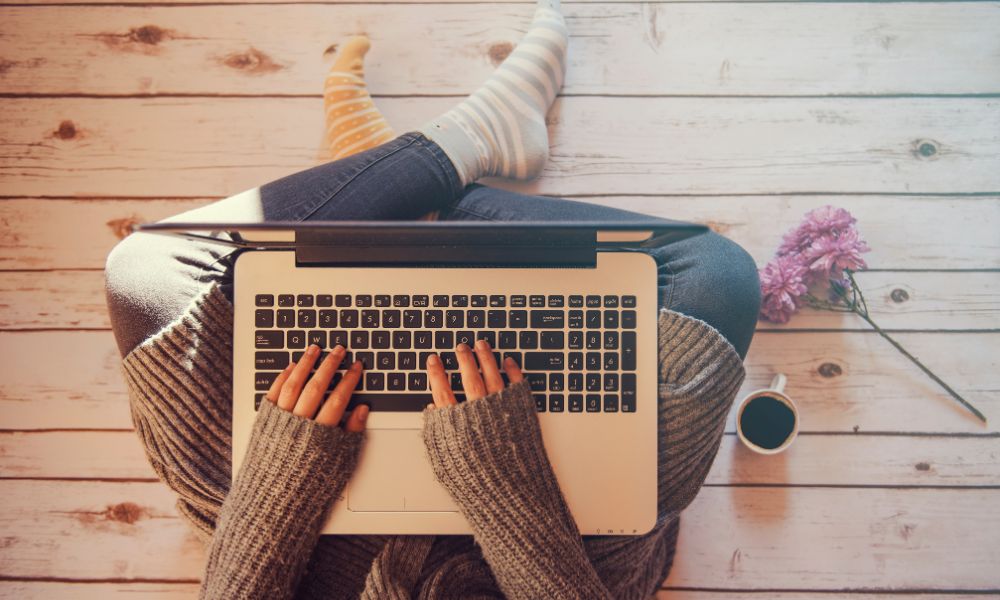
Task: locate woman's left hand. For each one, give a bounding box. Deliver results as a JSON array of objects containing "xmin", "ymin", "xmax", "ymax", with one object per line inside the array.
[{"xmin": 425, "ymin": 339, "xmax": 524, "ymax": 409}]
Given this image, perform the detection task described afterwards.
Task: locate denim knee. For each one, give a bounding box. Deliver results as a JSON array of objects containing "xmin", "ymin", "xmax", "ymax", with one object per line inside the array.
[{"xmin": 659, "ymin": 231, "xmax": 761, "ymax": 359}]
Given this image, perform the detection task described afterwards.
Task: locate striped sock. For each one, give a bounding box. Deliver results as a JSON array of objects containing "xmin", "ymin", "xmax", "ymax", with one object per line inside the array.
[
  {"xmin": 418, "ymin": 0, "xmax": 568, "ymax": 186},
  {"xmin": 322, "ymin": 36, "xmax": 396, "ymax": 161}
]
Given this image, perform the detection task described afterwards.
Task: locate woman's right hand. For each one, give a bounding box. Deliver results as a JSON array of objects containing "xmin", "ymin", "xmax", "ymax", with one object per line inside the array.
[{"xmin": 264, "ymin": 343, "xmax": 369, "ymax": 431}]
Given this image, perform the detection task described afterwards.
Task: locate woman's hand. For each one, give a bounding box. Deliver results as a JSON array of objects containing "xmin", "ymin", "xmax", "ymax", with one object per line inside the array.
[
  {"xmin": 425, "ymin": 339, "xmax": 524, "ymax": 409},
  {"xmin": 264, "ymin": 343, "xmax": 369, "ymax": 430}
]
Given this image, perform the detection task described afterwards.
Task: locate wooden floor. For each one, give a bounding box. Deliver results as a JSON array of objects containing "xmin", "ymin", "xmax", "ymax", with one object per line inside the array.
[{"xmin": 1, "ymin": 0, "xmax": 998, "ymax": 597}]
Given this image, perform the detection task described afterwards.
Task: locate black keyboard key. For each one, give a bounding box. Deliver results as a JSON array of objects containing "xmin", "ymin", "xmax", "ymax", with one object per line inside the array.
[
  {"xmin": 568, "ymin": 373, "xmax": 583, "ymax": 392},
  {"xmin": 255, "ymin": 351, "xmax": 289, "ymax": 370},
  {"xmin": 256, "ymin": 331, "xmax": 284, "ymax": 349},
  {"xmin": 525, "ymin": 352, "xmax": 564, "ymax": 370},
  {"xmin": 277, "ymin": 309, "xmax": 295, "ymax": 328},
  {"xmin": 549, "ymin": 373, "xmax": 564, "ymax": 391},
  {"xmin": 498, "ymin": 331, "xmax": 517, "ymax": 349},
  {"xmin": 568, "ymin": 310, "xmax": 583, "ymax": 329},
  {"xmin": 356, "ymin": 352, "xmax": 375, "ymax": 370},
  {"xmin": 604, "ymin": 373, "xmax": 619, "ymax": 392},
  {"xmin": 450, "ymin": 372, "xmax": 463, "ymax": 391},
  {"xmin": 526, "ymin": 373, "xmax": 547, "ymax": 391},
  {"xmin": 335, "ymin": 294, "xmax": 352, "ymax": 307},
  {"xmin": 603, "ymin": 295, "xmax": 619, "ymax": 308},
  {"xmin": 530, "ymin": 310, "xmax": 564, "ymax": 329},
  {"xmin": 585, "ymin": 295, "xmax": 601, "ymax": 308},
  {"xmin": 487, "ymin": 310, "xmax": 507, "ymax": 328},
  {"xmin": 414, "ymin": 331, "xmax": 433, "ymax": 349},
  {"xmin": 383, "ymin": 310, "xmax": 401, "ymax": 328},
  {"xmin": 604, "ymin": 352, "xmax": 619, "ymax": 371},
  {"xmin": 366, "ymin": 372, "xmax": 385, "ymax": 391},
  {"xmin": 256, "ymin": 294, "xmax": 274, "ymax": 307},
  {"xmin": 540, "ymin": 331, "xmax": 564, "ymax": 349},
  {"xmin": 604, "ymin": 331, "xmax": 619, "ymax": 350},
  {"xmin": 329, "ymin": 330, "xmax": 348, "ymax": 349},
  {"xmin": 569, "ymin": 394, "xmax": 584, "ymax": 412},
  {"xmin": 255, "ymin": 393, "xmax": 266, "ymax": 410},
  {"xmin": 510, "ymin": 295, "xmax": 527, "ymax": 307},
  {"xmin": 534, "ymin": 394, "xmax": 547, "ymax": 412},
  {"xmin": 585, "ymin": 310, "xmax": 601, "ymax": 329},
  {"xmin": 318, "ymin": 295, "xmax": 333, "ymax": 307},
  {"xmin": 371, "ymin": 331, "xmax": 391, "ymax": 349},
  {"xmin": 519, "ymin": 331, "xmax": 538, "ymax": 349},
  {"xmin": 351, "ymin": 331, "xmax": 369, "ymax": 349},
  {"xmin": 467, "ymin": 310, "xmax": 485, "ymax": 329},
  {"xmin": 502, "ymin": 351, "xmax": 522, "ymax": 369},
  {"xmin": 255, "ymin": 309, "xmax": 274, "ymax": 328},
  {"xmin": 604, "ymin": 311, "xmax": 620, "ymax": 329},
  {"xmin": 622, "ymin": 295, "xmax": 637, "ymax": 308},
  {"xmin": 398, "ymin": 352, "xmax": 417, "ymax": 370},
  {"xmin": 603, "ymin": 394, "xmax": 619, "ymax": 412},
  {"xmin": 529, "ymin": 295, "xmax": 545, "ymax": 308},
  {"xmin": 622, "ymin": 373, "xmax": 636, "ymax": 412},
  {"xmin": 356, "ymin": 294, "xmax": 373, "ymax": 307},
  {"xmin": 440, "ymin": 352, "xmax": 459, "ymax": 370},
  {"xmin": 393, "ymin": 295, "xmax": 410, "ymax": 308},
  {"xmin": 278, "ymin": 294, "xmax": 295, "ymax": 307},
  {"xmin": 375, "ymin": 294, "xmax": 391, "ymax": 307},
  {"xmin": 583, "ymin": 394, "xmax": 601, "ymax": 412},
  {"xmin": 509, "ymin": 310, "xmax": 528, "ymax": 328},
  {"xmin": 622, "ymin": 310, "xmax": 637, "ymax": 329},
  {"xmin": 433, "ymin": 295, "xmax": 449, "ymax": 307},
  {"xmin": 345, "ymin": 394, "xmax": 435, "ymax": 412},
  {"xmin": 408, "ymin": 372, "xmax": 427, "ymax": 390},
  {"xmin": 255, "ymin": 372, "xmax": 279, "ymax": 391},
  {"xmin": 319, "ymin": 310, "xmax": 337, "ymax": 328},
  {"xmin": 435, "ymin": 331, "xmax": 454, "ymax": 349},
  {"xmin": 413, "ymin": 295, "xmax": 429, "ymax": 308},
  {"xmin": 549, "ymin": 394, "xmax": 565, "ymax": 412},
  {"xmin": 586, "ymin": 352, "xmax": 602, "ymax": 371},
  {"xmin": 362, "ymin": 310, "xmax": 380, "ymax": 328},
  {"xmin": 418, "ymin": 352, "xmax": 434, "ymax": 369},
  {"xmin": 622, "ymin": 332, "xmax": 637, "ymax": 370},
  {"xmin": 569, "ymin": 295, "xmax": 584, "ymax": 307},
  {"xmin": 568, "ymin": 352, "xmax": 583, "ymax": 371},
  {"xmin": 287, "ymin": 330, "xmax": 306, "ymax": 349},
  {"xmin": 387, "ymin": 372, "xmax": 406, "ymax": 391},
  {"xmin": 298, "ymin": 309, "xmax": 317, "ymax": 328},
  {"xmin": 446, "ymin": 310, "xmax": 464, "ymax": 328},
  {"xmin": 342, "ymin": 351, "xmax": 353, "ymax": 367},
  {"xmin": 340, "ymin": 309, "xmax": 359, "ymax": 328},
  {"xmin": 471, "ymin": 295, "xmax": 487, "ymax": 307},
  {"xmin": 455, "ymin": 331, "xmax": 475, "ymax": 347},
  {"xmin": 297, "ymin": 294, "xmax": 314, "ymax": 307},
  {"xmin": 586, "ymin": 331, "xmax": 601, "ymax": 350},
  {"xmin": 548, "ymin": 295, "xmax": 564, "ymax": 307},
  {"xmin": 404, "ymin": 310, "xmax": 422, "ymax": 328},
  {"xmin": 476, "ymin": 331, "xmax": 496, "ymax": 348},
  {"xmin": 568, "ymin": 331, "xmax": 584, "ymax": 350},
  {"xmin": 451, "ymin": 295, "xmax": 468, "ymax": 307},
  {"xmin": 308, "ymin": 331, "xmax": 326, "ymax": 348},
  {"xmin": 393, "ymin": 331, "xmax": 412, "ymax": 349},
  {"xmin": 586, "ymin": 373, "xmax": 601, "ymax": 392},
  {"xmin": 425, "ymin": 310, "xmax": 443, "ymax": 328},
  {"xmin": 489, "ymin": 295, "xmax": 506, "ymax": 307},
  {"xmin": 377, "ymin": 352, "xmax": 395, "ymax": 370}
]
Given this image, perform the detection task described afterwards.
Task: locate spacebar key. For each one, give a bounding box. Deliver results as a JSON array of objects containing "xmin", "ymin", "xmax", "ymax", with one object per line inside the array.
[{"xmin": 347, "ymin": 394, "xmax": 434, "ymax": 412}]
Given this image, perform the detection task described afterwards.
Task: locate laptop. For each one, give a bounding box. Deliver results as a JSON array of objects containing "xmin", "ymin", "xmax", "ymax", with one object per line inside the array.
[{"xmin": 138, "ymin": 220, "xmax": 707, "ymax": 536}]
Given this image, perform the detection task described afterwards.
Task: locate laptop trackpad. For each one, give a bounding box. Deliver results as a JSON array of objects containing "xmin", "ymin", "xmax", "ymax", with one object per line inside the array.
[{"xmin": 347, "ymin": 428, "xmax": 458, "ymax": 512}]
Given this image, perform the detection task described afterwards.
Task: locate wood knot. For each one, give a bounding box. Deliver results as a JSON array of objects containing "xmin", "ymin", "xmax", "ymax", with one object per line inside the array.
[
  {"xmin": 912, "ymin": 139, "xmax": 940, "ymax": 160},
  {"xmin": 95, "ymin": 25, "xmax": 176, "ymax": 53},
  {"xmin": 221, "ymin": 47, "xmax": 285, "ymax": 75},
  {"xmin": 818, "ymin": 362, "xmax": 842, "ymax": 378},
  {"xmin": 53, "ymin": 120, "xmax": 78, "ymax": 140},
  {"xmin": 128, "ymin": 25, "xmax": 168, "ymax": 45},
  {"xmin": 104, "ymin": 502, "xmax": 146, "ymax": 524},
  {"xmin": 890, "ymin": 288, "xmax": 909, "ymax": 303},
  {"xmin": 107, "ymin": 216, "xmax": 142, "ymax": 239},
  {"xmin": 323, "ymin": 43, "xmax": 339, "ymax": 57},
  {"xmin": 914, "ymin": 462, "xmax": 931, "ymax": 471},
  {"xmin": 488, "ymin": 42, "xmax": 514, "ymax": 66}
]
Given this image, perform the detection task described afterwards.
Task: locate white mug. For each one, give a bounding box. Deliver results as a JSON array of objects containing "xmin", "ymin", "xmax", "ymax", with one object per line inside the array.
[{"xmin": 735, "ymin": 373, "xmax": 799, "ymax": 455}]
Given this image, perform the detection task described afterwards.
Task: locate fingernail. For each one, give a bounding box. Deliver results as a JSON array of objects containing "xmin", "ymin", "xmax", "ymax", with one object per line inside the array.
[
  {"xmin": 427, "ymin": 354, "xmax": 440, "ymax": 366},
  {"xmin": 352, "ymin": 360, "xmax": 363, "ymax": 370},
  {"xmin": 456, "ymin": 343, "xmax": 470, "ymax": 352},
  {"xmin": 307, "ymin": 344, "xmax": 319, "ymax": 356},
  {"xmin": 333, "ymin": 344, "xmax": 345, "ymax": 354},
  {"xmin": 357, "ymin": 404, "xmax": 369, "ymax": 421},
  {"xmin": 475, "ymin": 339, "xmax": 489, "ymax": 350}
]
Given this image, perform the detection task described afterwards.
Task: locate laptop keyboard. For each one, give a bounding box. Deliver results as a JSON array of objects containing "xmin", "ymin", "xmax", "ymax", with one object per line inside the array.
[{"xmin": 252, "ymin": 293, "xmax": 637, "ymax": 413}]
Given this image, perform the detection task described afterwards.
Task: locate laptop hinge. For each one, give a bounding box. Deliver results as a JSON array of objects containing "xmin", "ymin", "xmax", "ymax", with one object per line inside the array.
[{"xmin": 294, "ymin": 228, "xmax": 597, "ymax": 267}]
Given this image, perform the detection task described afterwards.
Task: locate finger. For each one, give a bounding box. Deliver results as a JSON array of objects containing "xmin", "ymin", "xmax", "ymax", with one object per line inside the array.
[
  {"xmin": 278, "ymin": 344, "xmax": 322, "ymax": 411},
  {"xmin": 293, "ymin": 345, "xmax": 345, "ymax": 419},
  {"xmin": 315, "ymin": 360, "xmax": 363, "ymax": 426},
  {"xmin": 456, "ymin": 343, "xmax": 487, "ymax": 401},
  {"xmin": 474, "ymin": 339, "xmax": 504, "ymax": 394},
  {"xmin": 426, "ymin": 354, "xmax": 456, "ymax": 407},
  {"xmin": 344, "ymin": 403, "xmax": 369, "ymax": 432},
  {"xmin": 265, "ymin": 363, "xmax": 295, "ymax": 404},
  {"xmin": 503, "ymin": 355, "xmax": 525, "ymax": 383}
]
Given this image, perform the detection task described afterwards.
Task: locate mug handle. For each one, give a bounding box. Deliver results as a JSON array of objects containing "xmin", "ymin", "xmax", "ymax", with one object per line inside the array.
[{"xmin": 769, "ymin": 373, "xmax": 787, "ymax": 394}]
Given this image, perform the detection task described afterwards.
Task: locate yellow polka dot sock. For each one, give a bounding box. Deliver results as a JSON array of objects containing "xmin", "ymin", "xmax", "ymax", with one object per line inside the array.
[{"xmin": 322, "ymin": 36, "xmax": 396, "ymax": 161}]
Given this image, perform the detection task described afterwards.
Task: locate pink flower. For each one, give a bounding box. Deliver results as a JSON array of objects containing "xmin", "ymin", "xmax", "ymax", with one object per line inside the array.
[
  {"xmin": 803, "ymin": 228, "xmax": 871, "ymax": 279},
  {"xmin": 758, "ymin": 255, "xmax": 810, "ymax": 323},
  {"xmin": 777, "ymin": 205, "xmax": 859, "ymax": 257}
]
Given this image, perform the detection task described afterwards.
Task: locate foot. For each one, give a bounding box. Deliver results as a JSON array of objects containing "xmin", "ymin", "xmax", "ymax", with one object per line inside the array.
[
  {"xmin": 322, "ymin": 35, "xmax": 397, "ymax": 161},
  {"xmin": 418, "ymin": 0, "xmax": 568, "ymax": 185}
]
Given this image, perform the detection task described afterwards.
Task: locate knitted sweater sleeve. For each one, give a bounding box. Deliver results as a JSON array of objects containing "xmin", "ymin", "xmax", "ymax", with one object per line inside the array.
[
  {"xmin": 421, "ymin": 380, "xmax": 613, "ymax": 600},
  {"xmin": 199, "ymin": 399, "xmax": 364, "ymax": 600}
]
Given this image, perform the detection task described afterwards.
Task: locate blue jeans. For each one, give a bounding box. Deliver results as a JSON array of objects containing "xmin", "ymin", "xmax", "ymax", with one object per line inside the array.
[{"xmin": 105, "ymin": 131, "xmax": 760, "ymax": 360}]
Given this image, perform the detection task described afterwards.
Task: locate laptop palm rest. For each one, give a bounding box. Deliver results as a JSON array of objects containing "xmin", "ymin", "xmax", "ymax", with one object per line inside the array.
[{"xmin": 347, "ymin": 428, "xmax": 458, "ymax": 513}]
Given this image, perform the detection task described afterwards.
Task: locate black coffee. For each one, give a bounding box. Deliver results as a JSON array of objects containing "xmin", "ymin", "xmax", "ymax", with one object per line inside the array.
[{"xmin": 739, "ymin": 395, "xmax": 795, "ymax": 450}]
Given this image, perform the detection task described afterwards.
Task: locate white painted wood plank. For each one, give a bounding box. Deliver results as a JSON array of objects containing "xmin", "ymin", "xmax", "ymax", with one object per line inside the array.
[
  {"xmin": 3, "ymin": 196, "xmax": 998, "ymax": 271},
  {"xmin": 3, "ymin": 97, "xmax": 997, "ymax": 197},
  {"xmin": 2, "ymin": 4, "xmax": 997, "ymax": 95},
  {"xmin": 1, "ymin": 331, "xmax": 996, "ymax": 434},
  {"xmin": 1, "ymin": 481, "xmax": 996, "ymax": 589},
  {"xmin": 665, "ymin": 488, "xmax": 1000, "ymax": 590},
  {"xmin": 3, "ymin": 270, "xmax": 995, "ymax": 330},
  {"xmin": 4, "ymin": 430, "xmax": 998, "ymax": 486},
  {"xmin": 0, "ymin": 583, "xmax": 198, "ymax": 599}
]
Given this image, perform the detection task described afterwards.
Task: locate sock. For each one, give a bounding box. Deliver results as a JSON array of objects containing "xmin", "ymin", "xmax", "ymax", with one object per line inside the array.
[
  {"xmin": 418, "ymin": 0, "xmax": 568, "ymax": 186},
  {"xmin": 322, "ymin": 36, "xmax": 396, "ymax": 161}
]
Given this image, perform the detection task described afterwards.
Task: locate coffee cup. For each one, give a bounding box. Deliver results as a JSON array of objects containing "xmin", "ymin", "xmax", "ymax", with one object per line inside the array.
[{"xmin": 736, "ymin": 374, "xmax": 799, "ymax": 455}]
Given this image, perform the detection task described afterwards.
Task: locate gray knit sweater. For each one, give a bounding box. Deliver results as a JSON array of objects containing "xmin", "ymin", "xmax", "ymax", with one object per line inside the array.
[{"xmin": 119, "ymin": 281, "xmax": 744, "ymax": 599}]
